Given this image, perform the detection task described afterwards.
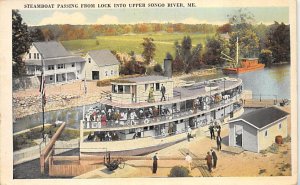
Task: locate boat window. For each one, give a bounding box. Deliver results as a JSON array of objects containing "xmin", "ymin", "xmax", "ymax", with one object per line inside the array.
[
  {"xmin": 124, "ymin": 85, "xmax": 130, "ymax": 93},
  {"xmin": 118, "ymin": 85, "xmax": 124, "ymax": 93},
  {"xmin": 156, "ymin": 83, "xmax": 160, "ymax": 91},
  {"xmin": 112, "ymin": 85, "xmax": 117, "ymax": 93},
  {"xmin": 143, "ymin": 127, "xmax": 148, "ymax": 131},
  {"xmin": 129, "ymin": 129, "xmax": 135, "ymax": 133},
  {"xmin": 149, "ymin": 126, "xmax": 154, "ymax": 130}
]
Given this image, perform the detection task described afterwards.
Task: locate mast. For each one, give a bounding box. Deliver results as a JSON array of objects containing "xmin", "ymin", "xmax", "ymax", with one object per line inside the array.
[
  {"xmin": 40, "ymin": 54, "xmax": 46, "ymax": 141},
  {"xmin": 236, "ymin": 37, "xmax": 239, "ymax": 67},
  {"xmin": 83, "ymin": 72, "xmax": 87, "ymax": 119}
]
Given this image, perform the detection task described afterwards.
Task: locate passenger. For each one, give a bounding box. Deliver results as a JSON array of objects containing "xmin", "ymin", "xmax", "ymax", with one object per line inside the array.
[
  {"xmin": 211, "ymin": 149, "xmax": 218, "ymax": 169},
  {"xmin": 216, "ymin": 124, "xmax": 221, "ymax": 136},
  {"xmin": 101, "ymin": 113, "xmax": 107, "ymax": 126},
  {"xmin": 160, "ymin": 84, "xmax": 166, "ymax": 101},
  {"xmin": 205, "ymin": 151, "xmax": 213, "ymax": 172},
  {"xmin": 216, "ymin": 135, "xmax": 222, "ymax": 151},
  {"xmin": 130, "ymin": 111, "xmax": 137, "ymax": 125},
  {"xmin": 152, "ymin": 153, "xmax": 159, "ymax": 174},
  {"xmin": 185, "ymin": 153, "xmax": 192, "ymax": 171},
  {"xmin": 209, "ymin": 123, "xmax": 215, "ymax": 140}
]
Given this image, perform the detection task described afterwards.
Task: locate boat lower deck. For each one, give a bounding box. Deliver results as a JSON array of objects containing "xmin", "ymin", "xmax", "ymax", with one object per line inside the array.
[{"xmin": 80, "ymin": 107, "xmax": 244, "ymax": 155}]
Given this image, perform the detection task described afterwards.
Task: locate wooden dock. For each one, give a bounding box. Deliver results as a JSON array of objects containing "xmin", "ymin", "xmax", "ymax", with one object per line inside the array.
[{"xmin": 243, "ymin": 99, "xmax": 277, "ymax": 108}]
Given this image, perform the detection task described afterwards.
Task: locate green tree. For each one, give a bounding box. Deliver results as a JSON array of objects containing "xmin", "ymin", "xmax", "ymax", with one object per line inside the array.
[
  {"xmin": 228, "ymin": 8, "xmax": 260, "ymax": 59},
  {"xmin": 30, "ymin": 28, "xmax": 45, "ymax": 42},
  {"xmin": 141, "ymin": 37, "xmax": 156, "ymax": 65},
  {"xmin": 266, "ymin": 22, "xmax": 290, "ymax": 63},
  {"xmin": 203, "ymin": 35, "xmax": 229, "ymax": 66},
  {"xmin": 169, "ymin": 166, "xmax": 190, "ymax": 177},
  {"xmin": 12, "ymin": 10, "xmax": 31, "ymax": 77},
  {"xmin": 259, "ymin": 49, "xmax": 273, "ymax": 67},
  {"xmin": 174, "ymin": 36, "xmax": 202, "ymax": 73}
]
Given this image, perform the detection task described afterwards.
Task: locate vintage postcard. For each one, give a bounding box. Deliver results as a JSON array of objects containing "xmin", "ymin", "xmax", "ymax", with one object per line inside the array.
[{"xmin": 0, "ymin": 0, "xmax": 297, "ymax": 184}]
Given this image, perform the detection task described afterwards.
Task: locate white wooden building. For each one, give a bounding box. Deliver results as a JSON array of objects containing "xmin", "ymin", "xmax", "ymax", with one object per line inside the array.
[
  {"xmin": 83, "ymin": 50, "xmax": 120, "ymax": 80},
  {"xmin": 23, "ymin": 41, "xmax": 85, "ymax": 84}
]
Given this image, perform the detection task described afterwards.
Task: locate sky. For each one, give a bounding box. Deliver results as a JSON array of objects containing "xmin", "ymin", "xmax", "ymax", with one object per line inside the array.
[{"xmin": 19, "ymin": 7, "xmax": 289, "ymax": 26}]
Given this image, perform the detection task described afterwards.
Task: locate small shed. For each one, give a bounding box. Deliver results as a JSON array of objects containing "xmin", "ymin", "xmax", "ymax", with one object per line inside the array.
[
  {"xmin": 228, "ymin": 106, "xmax": 289, "ymax": 153},
  {"xmin": 83, "ymin": 50, "xmax": 120, "ymax": 80}
]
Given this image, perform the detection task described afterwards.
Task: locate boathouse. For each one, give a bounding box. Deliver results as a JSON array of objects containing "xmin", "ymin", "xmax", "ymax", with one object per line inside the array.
[
  {"xmin": 83, "ymin": 50, "xmax": 120, "ymax": 80},
  {"xmin": 228, "ymin": 106, "xmax": 289, "ymax": 153}
]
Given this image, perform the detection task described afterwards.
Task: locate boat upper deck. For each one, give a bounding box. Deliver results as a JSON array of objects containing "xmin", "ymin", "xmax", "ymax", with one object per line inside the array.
[{"xmin": 100, "ymin": 77, "xmax": 242, "ymax": 108}]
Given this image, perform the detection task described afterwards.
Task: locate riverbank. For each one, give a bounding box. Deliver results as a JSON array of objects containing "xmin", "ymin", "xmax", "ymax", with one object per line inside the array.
[{"xmin": 13, "ymin": 80, "xmax": 110, "ymax": 119}]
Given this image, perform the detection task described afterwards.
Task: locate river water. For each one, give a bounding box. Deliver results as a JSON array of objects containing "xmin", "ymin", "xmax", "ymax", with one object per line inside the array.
[{"xmin": 13, "ymin": 65, "xmax": 290, "ymax": 133}]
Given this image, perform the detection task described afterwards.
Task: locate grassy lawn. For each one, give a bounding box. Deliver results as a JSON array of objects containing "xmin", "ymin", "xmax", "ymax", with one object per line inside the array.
[{"xmin": 62, "ymin": 33, "xmax": 214, "ymax": 64}]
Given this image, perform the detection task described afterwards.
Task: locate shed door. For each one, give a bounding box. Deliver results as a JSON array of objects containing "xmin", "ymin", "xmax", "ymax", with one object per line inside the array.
[
  {"xmin": 92, "ymin": 71, "xmax": 99, "ymax": 80},
  {"xmin": 235, "ymin": 125, "xmax": 243, "ymax": 147}
]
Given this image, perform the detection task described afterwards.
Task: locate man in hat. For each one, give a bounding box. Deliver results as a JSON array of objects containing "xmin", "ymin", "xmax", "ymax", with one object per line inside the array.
[
  {"xmin": 211, "ymin": 149, "xmax": 218, "ymax": 168},
  {"xmin": 216, "ymin": 135, "xmax": 222, "ymax": 151},
  {"xmin": 152, "ymin": 153, "xmax": 159, "ymax": 174}
]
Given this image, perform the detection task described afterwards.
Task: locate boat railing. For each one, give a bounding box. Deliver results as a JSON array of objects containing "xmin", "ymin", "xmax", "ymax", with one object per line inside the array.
[
  {"xmin": 104, "ymin": 92, "xmax": 182, "ymax": 105},
  {"xmin": 82, "ymin": 94, "xmax": 242, "ymax": 130}
]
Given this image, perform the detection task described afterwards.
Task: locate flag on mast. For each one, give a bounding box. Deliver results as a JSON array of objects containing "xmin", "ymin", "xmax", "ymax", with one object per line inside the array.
[{"xmin": 39, "ymin": 71, "xmax": 46, "ymax": 106}]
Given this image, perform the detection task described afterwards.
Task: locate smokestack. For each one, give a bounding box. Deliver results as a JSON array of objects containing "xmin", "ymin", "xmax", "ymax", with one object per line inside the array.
[{"xmin": 163, "ymin": 58, "xmax": 172, "ymax": 78}]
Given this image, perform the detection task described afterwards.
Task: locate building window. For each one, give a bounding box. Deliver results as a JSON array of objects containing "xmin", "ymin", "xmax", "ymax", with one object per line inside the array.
[
  {"xmin": 124, "ymin": 85, "xmax": 130, "ymax": 93},
  {"xmin": 29, "ymin": 53, "xmax": 31, "ymax": 59},
  {"xmin": 118, "ymin": 85, "xmax": 123, "ymax": 93},
  {"xmin": 279, "ymin": 123, "xmax": 282, "ymax": 129},
  {"xmin": 49, "ymin": 75, "xmax": 53, "ymax": 81},
  {"xmin": 129, "ymin": 129, "xmax": 135, "ymax": 133},
  {"xmin": 48, "ymin": 65, "xmax": 54, "ymax": 70},
  {"xmin": 264, "ymin": 130, "xmax": 268, "ymax": 137},
  {"xmin": 112, "ymin": 85, "xmax": 117, "ymax": 93},
  {"xmin": 88, "ymin": 58, "xmax": 91, "ymax": 63},
  {"xmin": 57, "ymin": 64, "xmax": 65, "ymax": 69},
  {"xmin": 156, "ymin": 83, "xmax": 160, "ymax": 91},
  {"xmin": 105, "ymin": 71, "xmax": 108, "ymax": 76},
  {"xmin": 37, "ymin": 53, "xmax": 39, "ymax": 59},
  {"xmin": 111, "ymin": 70, "xmax": 113, "ymax": 75},
  {"xmin": 72, "ymin": 63, "xmax": 75, "ymax": 67},
  {"xmin": 34, "ymin": 53, "xmax": 36, "ymax": 59}
]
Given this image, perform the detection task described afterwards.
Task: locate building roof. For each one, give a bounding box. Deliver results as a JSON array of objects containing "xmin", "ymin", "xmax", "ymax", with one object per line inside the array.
[
  {"xmin": 25, "ymin": 42, "xmax": 85, "ymax": 65},
  {"xmin": 33, "ymin": 41, "xmax": 71, "ymax": 58},
  {"xmin": 117, "ymin": 75, "xmax": 170, "ymax": 84},
  {"xmin": 88, "ymin": 50, "xmax": 120, "ymax": 67},
  {"xmin": 229, "ymin": 107, "xmax": 289, "ymax": 129}
]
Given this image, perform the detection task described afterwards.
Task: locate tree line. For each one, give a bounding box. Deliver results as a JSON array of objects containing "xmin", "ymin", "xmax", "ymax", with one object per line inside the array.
[
  {"xmin": 30, "ymin": 23, "xmax": 218, "ymax": 41},
  {"xmin": 13, "ymin": 9, "xmax": 290, "ymax": 77}
]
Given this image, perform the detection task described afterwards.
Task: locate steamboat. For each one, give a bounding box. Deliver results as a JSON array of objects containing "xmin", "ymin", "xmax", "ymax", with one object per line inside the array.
[{"xmin": 79, "ymin": 75, "xmax": 244, "ymax": 156}]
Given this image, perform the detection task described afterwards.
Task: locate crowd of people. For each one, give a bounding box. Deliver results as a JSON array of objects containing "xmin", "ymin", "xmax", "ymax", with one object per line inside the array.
[{"xmin": 84, "ymin": 105, "xmax": 175, "ymax": 128}]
